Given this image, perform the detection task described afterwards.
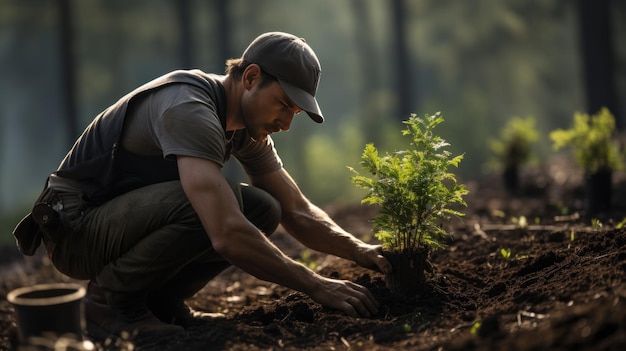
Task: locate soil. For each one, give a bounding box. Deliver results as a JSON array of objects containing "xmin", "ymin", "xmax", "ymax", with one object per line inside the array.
[{"xmin": 1, "ymin": 160, "xmax": 626, "ymax": 350}]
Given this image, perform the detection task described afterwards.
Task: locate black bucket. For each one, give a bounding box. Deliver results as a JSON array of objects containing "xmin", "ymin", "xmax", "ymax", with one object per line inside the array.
[
  {"xmin": 584, "ymin": 170, "xmax": 612, "ymax": 216},
  {"xmin": 7, "ymin": 283, "xmax": 88, "ymax": 346}
]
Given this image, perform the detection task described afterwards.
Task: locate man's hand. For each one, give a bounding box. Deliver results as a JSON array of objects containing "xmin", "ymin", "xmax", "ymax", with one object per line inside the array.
[
  {"xmin": 307, "ymin": 277, "xmax": 379, "ymax": 317},
  {"xmin": 354, "ymin": 243, "xmax": 392, "ymax": 274}
]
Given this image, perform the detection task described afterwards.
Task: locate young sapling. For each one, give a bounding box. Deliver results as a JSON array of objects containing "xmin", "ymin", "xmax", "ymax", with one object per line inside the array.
[
  {"xmin": 488, "ymin": 116, "xmax": 539, "ymax": 193},
  {"xmin": 550, "ymin": 108, "xmax": 623, "ymax": 215},
  {"xmin": 349, "ymin": 112, "xmax": 468, "ymax": 294}
]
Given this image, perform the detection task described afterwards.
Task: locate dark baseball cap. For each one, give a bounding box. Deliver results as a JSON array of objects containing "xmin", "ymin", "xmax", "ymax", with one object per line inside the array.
[{"xmin": 243, "ymin": 32, "xmax": 324, "ymax": 123}]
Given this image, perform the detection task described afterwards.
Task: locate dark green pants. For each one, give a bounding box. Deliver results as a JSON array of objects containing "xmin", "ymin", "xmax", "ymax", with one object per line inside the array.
[{"xmin": 45, "ymin": 180, "xmax": 281, "ymax": 298}]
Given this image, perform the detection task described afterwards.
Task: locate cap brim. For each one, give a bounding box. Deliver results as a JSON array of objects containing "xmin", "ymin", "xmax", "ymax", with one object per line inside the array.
[{"xmin": 278, "ymin": 79, "xmax": 324, "ymax": 123}]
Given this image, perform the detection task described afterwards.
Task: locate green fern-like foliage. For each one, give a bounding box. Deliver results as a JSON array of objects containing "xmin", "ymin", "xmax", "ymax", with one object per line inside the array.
[
  {"xmin": 348, "ymin": 112, "xmax": 469, "ymax": 253},
  {"xmin": 549, "ymin": 108, "xmax": 623, "ymax": 174},
  {"xmin": 488, "ymin": 116, "xmax": 539, "ymax": 169}
]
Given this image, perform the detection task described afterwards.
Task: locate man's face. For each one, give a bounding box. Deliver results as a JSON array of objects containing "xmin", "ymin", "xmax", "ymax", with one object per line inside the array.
[{"xmin": 240, "ymin": 72, "xmax": 302, "ymax": 143}]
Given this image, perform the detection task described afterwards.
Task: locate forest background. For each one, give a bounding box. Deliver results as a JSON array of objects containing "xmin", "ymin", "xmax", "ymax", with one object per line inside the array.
[{"xmin": 1, "ymin": 0, "xmax": 625, "ymax": 244}]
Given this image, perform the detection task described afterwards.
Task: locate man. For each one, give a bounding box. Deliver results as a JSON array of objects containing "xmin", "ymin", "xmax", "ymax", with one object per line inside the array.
[{"xmin": 13, "ymin": 32, "xmax": 391, "ymax": 340}]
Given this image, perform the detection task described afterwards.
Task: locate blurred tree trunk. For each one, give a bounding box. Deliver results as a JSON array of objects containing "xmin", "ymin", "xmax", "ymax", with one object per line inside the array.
[
  {"xmin": 578, "ymin": 0, "xmax": 620, "ymax": 128},
  {"xmin": 213, "ymin": 0, "xmax": 242, "ymax": 180},
  {"xmin": 58, "ymin": 0, "xmax": 78, "ymax": 146},
  {"xmin": 352, "ymin": 0, "xmax": 382, "ymax": 145},
  {"xmin": 177, "ymin": 0, "xmax": 193, "ymax": 68},
  {"xmin": 215, "ymin": 0, "xmax": 232, "ymax": 67},
  {"xmin": 390, "ymin": 0, "xmax": 412, "ymax": 120}
]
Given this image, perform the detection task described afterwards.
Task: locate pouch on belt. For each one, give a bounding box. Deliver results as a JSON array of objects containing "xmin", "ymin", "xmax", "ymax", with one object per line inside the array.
[{"xmin": 13, "ymin": 203, "xmax": 60, "ymax": 256}]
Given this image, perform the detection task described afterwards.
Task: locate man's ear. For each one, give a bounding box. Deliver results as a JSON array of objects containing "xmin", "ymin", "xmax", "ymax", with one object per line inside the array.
[{"xmin": 242, "ymin": 64, "xmax": 261, "ymax": 89}]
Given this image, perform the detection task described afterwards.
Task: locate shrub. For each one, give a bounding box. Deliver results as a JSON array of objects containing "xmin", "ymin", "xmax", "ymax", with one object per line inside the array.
[
  {"xmin": 549, "ymin": 108, "xmax": 623, "ymax": 173},
  {"xmin": 348, "ymin": 112, "xmax": 468, "ymax": 253},
  {"xmin": 488, "ymin": 116, "xmax": 539, "ymax": 169}
]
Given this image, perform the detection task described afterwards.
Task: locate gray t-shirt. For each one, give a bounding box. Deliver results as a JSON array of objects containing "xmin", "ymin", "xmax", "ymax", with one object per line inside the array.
[{"xmin": 121, "ymin": 83, "xmax": 283, "ymax": 176}]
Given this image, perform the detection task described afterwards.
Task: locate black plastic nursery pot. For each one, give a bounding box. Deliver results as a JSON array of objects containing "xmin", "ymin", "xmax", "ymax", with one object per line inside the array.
[
  {"xmin": 7, "ymin": 283, "xmax": 87, "ymax": 345},
  {"xmin": 382, "ymin": 248, "xmax": 429, "ymax": 296},
  {"xmin": 502, "ymin": 164, "xmax": 519, "ymax": 194},
  {"xmin": 584, "ymin": 169, "xmax": 612, "ymax": 215}
]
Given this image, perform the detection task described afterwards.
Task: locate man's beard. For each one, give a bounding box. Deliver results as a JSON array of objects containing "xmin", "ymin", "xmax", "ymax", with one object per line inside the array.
[{"xmin": 245, "ymin": 121, "xmax": 270, "ymax": 143}]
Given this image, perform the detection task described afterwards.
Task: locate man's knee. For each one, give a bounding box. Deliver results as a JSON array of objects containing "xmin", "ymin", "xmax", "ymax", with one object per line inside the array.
[{"xmin": 239, "ymin": 185, "xmax": 281, "ymax": 235}]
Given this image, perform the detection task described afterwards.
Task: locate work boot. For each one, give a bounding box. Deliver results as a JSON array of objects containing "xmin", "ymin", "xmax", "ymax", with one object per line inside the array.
[
  {"xmin": 147, "ymin": 295, "xmax": 225, "ymax": 327},
  {"xmin": 84, "ymin": 281, "xmax": 185, "ymax": 340}
]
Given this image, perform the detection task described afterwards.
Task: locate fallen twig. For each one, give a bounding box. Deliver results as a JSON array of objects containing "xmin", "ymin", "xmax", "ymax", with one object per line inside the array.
[
  {"xmin": 516, "ymin": 310, "xmax": 549, "ymax": 326},
  {"xmin": 472, "ymin": 223, "xmax": 489, "ymax": 240},
  {"xmin": 391, "ymin": 312, "xmax": 420, "ymax": 321},
  {"xmin": 340, "ymin": 337, "xmax": 350, "ymax": 349},
  {"xmin": 449, "ymin": 322, "xmax": 474, "ymax": 333},
  {"xmin": 593, "ymin": 251, "xmax": 623, "ymax": 260},
  {"xmin": 554, "ymin": 212, "xmax": 581, "ymax": 222},
  {"xmin": 478, "ymin": 224, "xmax": 566, "ymax": 232}
]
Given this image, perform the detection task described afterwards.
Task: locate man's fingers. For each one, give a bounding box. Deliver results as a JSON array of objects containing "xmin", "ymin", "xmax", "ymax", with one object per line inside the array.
[
  {"xmin": 344, "ymin": 296, "xmax": 369, "ymax": 317},
  {"xmin": 377, "ymin": 254, "xmax": 392, "ymax": 274},
  {"xmin": 345, "ymin": 283, "xmax": 379, "ymax": 317},
  {"xmin": 315, "ymin": 278, "xmax": 380, "ymax": 318},
  {"xmin": 349, "ymin": 282, "xmax": 378, "ymax": 307},
  {"xmin": 342, "ymin": 297, "xmax": 359, "ymax": 317},
  {"xmin": 345, "ymin": 295, "xmax": 376, "ymax": 317},
  {"xmin": 356, "ymin": 244, "xmax": 392, "ymax": 274},
  {"xmin": 359, "ymin": 293, "xmax": 379, "ymax": 316}
]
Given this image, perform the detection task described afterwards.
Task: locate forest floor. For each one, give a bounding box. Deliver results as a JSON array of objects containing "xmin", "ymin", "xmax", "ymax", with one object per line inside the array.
[{"xmin": 1, "ymin": 158, "xmax": 626, "ymax": 350}]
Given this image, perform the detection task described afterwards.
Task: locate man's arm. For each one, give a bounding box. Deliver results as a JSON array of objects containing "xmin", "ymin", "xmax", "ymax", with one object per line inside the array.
[
  {"xmin": 177, "ymin": 155, "xmax": 379, "ymax": 317},
  {"xmin": 249, "ymin": 168, "xmax": 391, "ymax": 274}
]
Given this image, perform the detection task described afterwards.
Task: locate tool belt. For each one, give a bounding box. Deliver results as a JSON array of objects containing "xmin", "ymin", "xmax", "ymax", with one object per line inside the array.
[{"xmin": 13, "ymin": 187, "xmax": 86, "ymax": 256}]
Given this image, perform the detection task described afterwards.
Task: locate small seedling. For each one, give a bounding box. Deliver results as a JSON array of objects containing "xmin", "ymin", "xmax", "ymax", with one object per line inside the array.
[
  {"xmin": 470, "ymin": 319, "xmax": 482, "ymax": 335},
  {"xmin": 556, "ymin": 202, "xmax": 570, "ymax": 216},
  {"xmin": 492, "ymin": 210, "xmax": 506, "ymax": 219},
  {"xmin": 512, "ymin": 216, "xmax": 528, "ymax": 229},
  {"xmin": 591, "ymin": 218, "xmax": 603, "ymax": 231},
  {"xmin": 296, "ymin": 250, "xmax": 318, "ymax": 270},
  {"xmin": 500, "ymin": 248, "xmax": 512, "ymax": 260},
  {"xmin": 515, "ymin": 253, "xmax": 533, "ymax": 260}
]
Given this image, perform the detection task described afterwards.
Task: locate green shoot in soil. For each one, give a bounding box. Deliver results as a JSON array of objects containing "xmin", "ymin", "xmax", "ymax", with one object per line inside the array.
[
  {"xmin": 470, "ymin": 320, "xmax": 482, "ymax": 336},
  {"xmin": 591, "ymin": 218, "xmax": 603, "ymax": 231},
  {"xmin": 512, "ymin": 216, "xmax": 528, "ymax": 229},
  {"xmin": 296, "ymin": 249, "xmax": 318, "ymax": 270},
  {"xmin": 500, "ymin": 248, "xmax": 512, "ymax": 260}
]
